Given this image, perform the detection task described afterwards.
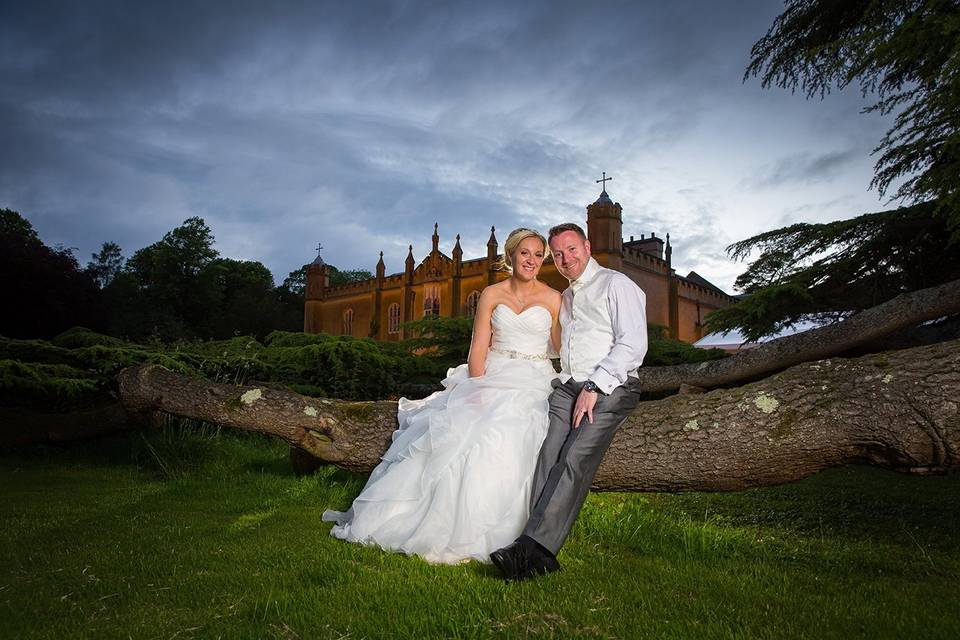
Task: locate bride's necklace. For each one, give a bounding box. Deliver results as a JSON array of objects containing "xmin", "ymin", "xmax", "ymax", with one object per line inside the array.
[{"xmin": 509, "ymin": 282, "xmax": 534, "ymax": 308}]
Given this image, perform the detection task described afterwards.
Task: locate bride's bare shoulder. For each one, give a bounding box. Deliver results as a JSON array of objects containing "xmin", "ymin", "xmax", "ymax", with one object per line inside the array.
[{"xmin": 476, "ymin": 282, "xmax": 507, "ymax": 310}]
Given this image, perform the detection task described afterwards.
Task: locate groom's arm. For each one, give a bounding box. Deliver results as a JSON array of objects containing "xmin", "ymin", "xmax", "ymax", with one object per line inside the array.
[{"xmin": 588, "ymin": 275, "xmax": 648, "ymax": 395}]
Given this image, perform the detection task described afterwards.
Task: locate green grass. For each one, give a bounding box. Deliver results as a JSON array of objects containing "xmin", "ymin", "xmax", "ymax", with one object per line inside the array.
[{"xmin": 1, "ymin": 428, "xmax": 958, "ymax": 639}]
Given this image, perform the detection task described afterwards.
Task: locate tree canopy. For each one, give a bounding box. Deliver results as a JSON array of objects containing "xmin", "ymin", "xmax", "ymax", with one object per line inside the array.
[
  {"xmin": 746, "ymin": 0, "xmax": 960, "ymax": 230},
  {"xmin": 327, "ymin": 266, "xmax": 374, "ymax": 287},
  {"xmin": 106, "ymin": 217, "xmax": 302, "ymax": 340},
  {"xmin": 86, "ymin": 242, "xmax": 124, "ymax": 289},
  {"xmin": 0, "ymin": 209, "xmax": 103, "ymax": 339},
  {"xmin": 707, "ymin": 201, "xmax": 960, "ymax": 340},
  {"xmin": 1, "ymin": 210, "xmax": 306, "ymax": 341}
]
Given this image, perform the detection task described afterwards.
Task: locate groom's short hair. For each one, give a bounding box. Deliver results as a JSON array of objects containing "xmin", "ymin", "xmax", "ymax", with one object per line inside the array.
[{"xmin": 548, "ymin": 223, "xmax": 587, "ymax": 242}]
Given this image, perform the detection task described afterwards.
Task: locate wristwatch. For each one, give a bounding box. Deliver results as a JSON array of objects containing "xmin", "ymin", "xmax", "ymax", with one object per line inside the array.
[{"xmin": 582, "ymin": 380, "xmax": 606, "ymax": 395}]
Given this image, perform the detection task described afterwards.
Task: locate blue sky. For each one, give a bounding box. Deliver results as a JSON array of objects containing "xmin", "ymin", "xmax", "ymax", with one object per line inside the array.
[{"xmin": 1, "ymin": 0, "xmax": 897, "ymax": 292}]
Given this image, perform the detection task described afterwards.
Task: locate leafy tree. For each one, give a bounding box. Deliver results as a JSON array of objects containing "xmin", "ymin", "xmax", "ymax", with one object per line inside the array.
[
  {"xmin": 327, "ymin": 266, "xmax": 373, "ymax": 286},
  {"xmin": 116, "ymin": 217, "xmax": 220, "ymax": 339},
  {"xmin": 746, "ymin": 0, "xmax": 960, "ymax": 229},
  {"xmin": 86, "ymin": 241, "xmax": 124, "ymax": 288},
  {"xmin": 1, "ymin": 208, "xmax": 40, "ymax": 240},
  {"xmin": 280, "ymin": 266, "xmax": 307, "ymax": 297},
  {"xmin": 200, "ymin": 258, "xmax": 282, "ymax": 338},
  {"xmin": 706, "ymin": 201, "xmax": 960, "ymax": 341},
  {"xmin": 0, "ymin": 208, "xmax": 103, "ymax": 338},
  {"xmin": 275, "ymin": 265, "xmax": 307, "ymax": 325}
]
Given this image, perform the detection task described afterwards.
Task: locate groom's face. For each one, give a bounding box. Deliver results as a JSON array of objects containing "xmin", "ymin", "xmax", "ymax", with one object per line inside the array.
[{"xmin": 549, "ymin": 230, "xmax": 591, "ymax": 281}]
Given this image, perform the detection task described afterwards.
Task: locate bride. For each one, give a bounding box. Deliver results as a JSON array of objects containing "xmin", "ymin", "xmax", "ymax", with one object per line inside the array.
[{"xmin": 322, "ymin": 228, "xmax": 561, "ymax": 564}]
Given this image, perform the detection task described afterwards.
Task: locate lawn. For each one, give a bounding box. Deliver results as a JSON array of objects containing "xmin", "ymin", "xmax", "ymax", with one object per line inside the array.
[{"xmin": 1, "ymin": 426, "xmax": 958, "ymax": 639}]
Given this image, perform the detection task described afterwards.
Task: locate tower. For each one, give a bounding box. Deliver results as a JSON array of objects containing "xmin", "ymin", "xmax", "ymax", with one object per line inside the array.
[
  {"xmin": 585, "ymin": 178, "xmax": 623, "ymax": 271},
  {"xmin": 304, "ymin": 244, "xmax": 328, "ymax": 333}
]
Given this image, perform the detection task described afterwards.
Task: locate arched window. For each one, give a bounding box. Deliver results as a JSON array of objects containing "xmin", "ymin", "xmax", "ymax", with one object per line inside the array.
[
  {"xmin": 342, "ymin": 308, "xmax": 353, "ymax": 335},
  {"xmin": 387, "ymin": 303, "xmax": 401, "ymax": 334},
  {"xmin": 465, "ymin": 290, "xmax": 481, "ymax": 317},
  {"xmin": 423, "ymin": 284, "xmax": 441, "ymax": 317}
]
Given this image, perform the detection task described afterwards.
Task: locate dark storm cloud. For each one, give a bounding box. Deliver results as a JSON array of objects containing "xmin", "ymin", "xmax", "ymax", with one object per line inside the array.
[
  {"xmin": 741, "ymin": 150, "xmax": 860, "ymax": 189},
  {"xmin": 1, "ymin": 0, "xmax": 887, "ymax": 291}
]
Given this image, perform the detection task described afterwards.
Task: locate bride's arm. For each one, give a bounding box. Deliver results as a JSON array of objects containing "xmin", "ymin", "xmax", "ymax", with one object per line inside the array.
[{"xmin": 467, "ymin": 288, "xmax": 497, "ymax": 377}]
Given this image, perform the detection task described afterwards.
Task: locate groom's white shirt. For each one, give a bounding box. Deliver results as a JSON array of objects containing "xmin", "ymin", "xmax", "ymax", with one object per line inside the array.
[{"xmin": 558, "ymin": 257, "xmax": 648, "ymax": 395}]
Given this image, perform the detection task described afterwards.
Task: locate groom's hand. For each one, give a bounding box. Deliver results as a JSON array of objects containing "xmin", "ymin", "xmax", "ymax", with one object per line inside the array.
[{"xmin": 573, "ymin": 388, "xmax": 598, "ymax": 428}]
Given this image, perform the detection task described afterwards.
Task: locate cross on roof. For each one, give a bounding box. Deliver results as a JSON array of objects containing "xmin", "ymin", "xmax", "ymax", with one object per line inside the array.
[
  {"xmin": 596, "ymin": 172, "xmax": 613, "ymax": 193},
  {"xmin": 315, "ymin": 243, "xmax": 323, "ymax": 255}
]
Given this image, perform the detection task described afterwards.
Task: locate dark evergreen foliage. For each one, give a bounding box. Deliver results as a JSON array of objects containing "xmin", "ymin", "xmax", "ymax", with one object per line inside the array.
[
  {"xmin": 707, "ymin": 201, "xmax": 960, "ymax": 341},
  {"xmin": 0, "ymin": 327, "xmax": 451, "ymax": 410},
  {"xmin": 402, "ymin": 316, "xmax": 475, "ymax": 363}
]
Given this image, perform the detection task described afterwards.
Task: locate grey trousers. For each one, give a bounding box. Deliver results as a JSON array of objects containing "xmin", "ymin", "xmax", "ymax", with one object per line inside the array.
[{"xmin": 522, "ymin": 377, "xmax": 642, "ymax": 555}]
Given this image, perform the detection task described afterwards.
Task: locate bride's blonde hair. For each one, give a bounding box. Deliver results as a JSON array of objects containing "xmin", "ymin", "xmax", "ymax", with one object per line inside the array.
[{"xmin": 498, "ymin": 227, "xmax": 547, "ymax": 272}]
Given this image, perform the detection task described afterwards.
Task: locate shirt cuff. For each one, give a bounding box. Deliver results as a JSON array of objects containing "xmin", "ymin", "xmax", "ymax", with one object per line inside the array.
[{"xmin": 588, "ymin": 368, "xmax": 620, "ymax": 395}]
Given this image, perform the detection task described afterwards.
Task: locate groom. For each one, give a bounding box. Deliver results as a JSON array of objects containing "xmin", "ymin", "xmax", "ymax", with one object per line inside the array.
[{"xmin": 491, "ymin": 222, "xmax": 648, "ymax": 581}]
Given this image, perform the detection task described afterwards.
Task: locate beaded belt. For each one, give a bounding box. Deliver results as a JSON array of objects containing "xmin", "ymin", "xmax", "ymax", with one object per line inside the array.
[{"xmin": 489, "ymin": 346, "xmax": 550, "ymax": 361}]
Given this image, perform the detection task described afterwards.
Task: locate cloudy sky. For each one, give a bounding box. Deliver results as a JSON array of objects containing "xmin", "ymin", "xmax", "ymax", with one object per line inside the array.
[{"xmin": 2, "ymin": 0, "xmax": 896, "ymax": 292}]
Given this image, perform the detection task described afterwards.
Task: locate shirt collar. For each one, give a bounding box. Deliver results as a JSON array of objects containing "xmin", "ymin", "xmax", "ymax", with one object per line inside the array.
[{"xmin": 570, "ymin": 257, "xmax": 601, "ymax": 291}]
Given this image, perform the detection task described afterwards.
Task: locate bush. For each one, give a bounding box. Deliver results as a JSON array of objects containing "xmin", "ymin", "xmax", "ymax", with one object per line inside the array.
[
  {"xmin": 51, "ymin": 327, "xmax": 124, "ymax": 349},
  {"xmin": 0, "ymin": 359, "xmax": 101, "ymax": 409}
]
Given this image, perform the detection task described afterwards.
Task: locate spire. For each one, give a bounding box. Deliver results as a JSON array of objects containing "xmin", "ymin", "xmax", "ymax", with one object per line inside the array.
[
  {"xmin": 452, "ymin": 234, "xmax": 463, "ymax": 277},
  {"xmin": 311, "ymin": 242, "xmax": 325, "ymax": 266},
  {"xmin": 405, "ymin": 244, "xmax": 415, "ymax": 270},
  {"xmin": 595, "ymin": 171, "xmax": 613, "ymax": 203},
  {"xmin": 665, "ymin": 233, "xmax": 672, "ymax": 266},
  {"xmin": 432, "ymin": 222, "xmax": 439, "ymax": 252},
  {"xmin": 376, "ymin": 250, "xmax": 385, "ymax": 279},
  {"xmin": 486, "ymin": 226, "xmax": 498, "ymax": 285}
]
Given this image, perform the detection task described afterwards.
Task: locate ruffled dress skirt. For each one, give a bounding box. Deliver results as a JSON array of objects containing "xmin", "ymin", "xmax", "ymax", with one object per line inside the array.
[{"xmin": 322, "ymin": 355, "xmax": 556, "ymax": 564}]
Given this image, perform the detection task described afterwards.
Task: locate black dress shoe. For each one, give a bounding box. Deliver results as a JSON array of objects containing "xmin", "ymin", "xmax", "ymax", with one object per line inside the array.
[
  {"xmin": 490, "ymin": 540, "xmax": 532, "ymax": 581},
  {"xmin": 517, "ymin": 552, "xmax": 561, "ymax": 581},
  {"xmin": 491, "ymin": 536, "xmax": 561, "ymax": 582}
]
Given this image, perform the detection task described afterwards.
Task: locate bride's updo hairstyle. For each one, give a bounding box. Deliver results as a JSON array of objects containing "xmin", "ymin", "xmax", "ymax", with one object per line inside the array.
[{"xmin": 499, "ymin": 227, "xmax": 547, "ymax": 273}]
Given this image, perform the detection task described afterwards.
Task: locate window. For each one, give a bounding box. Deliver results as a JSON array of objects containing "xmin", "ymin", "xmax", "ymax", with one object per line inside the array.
[
  {"xmin": 342, "ymin": 308, "xmax": 353, "ymax": 335},
  {"xmin": 388, "ymin": 303, "xmax": 401, "ymax": 334},
  {"xmin": 465, "ymin": 290, "xmax": 481, "ymax": 317},
  {"xmin": 423, "ymin": 284, "xmax": 441, "ymax": 317}
]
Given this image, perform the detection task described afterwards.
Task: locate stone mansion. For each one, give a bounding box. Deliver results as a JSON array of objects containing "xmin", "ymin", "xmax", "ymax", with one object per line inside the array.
[{"xmin": 304, "ymin": 189, "xmax": 736, "ymax": 343}]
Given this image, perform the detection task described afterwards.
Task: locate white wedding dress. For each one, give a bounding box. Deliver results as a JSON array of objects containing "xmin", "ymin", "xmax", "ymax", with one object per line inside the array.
[{"xmin": 322, "ymin": 304, "xmax": 557, "ymax": 564}]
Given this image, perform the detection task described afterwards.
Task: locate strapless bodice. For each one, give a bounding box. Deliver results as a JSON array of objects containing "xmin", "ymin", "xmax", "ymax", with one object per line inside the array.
[{"xmin": 489, "ymin": 304, "xmax": 553, "ymax": 358}]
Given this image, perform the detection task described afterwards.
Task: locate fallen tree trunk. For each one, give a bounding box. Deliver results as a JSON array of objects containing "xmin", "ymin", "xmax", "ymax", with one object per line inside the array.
[
  {"xmin": 636, "ymin": 278, "xmax": 960, "ymax": 393},
  {"xmin": 118, "ymin": 366, "xmax": 397, "ymax": 474},
  {"xmin": 118, "ymin": 338, "xmax": 960, "ymax": 491},
  {"xmin": 597, "ymin": 337, "xmax": 960, "ymax": 491}
]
